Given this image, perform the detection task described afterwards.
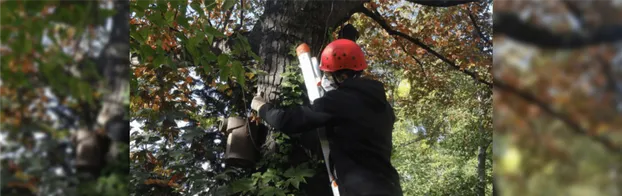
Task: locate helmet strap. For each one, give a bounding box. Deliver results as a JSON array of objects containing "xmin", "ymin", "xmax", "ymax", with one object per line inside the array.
[
  {"xmin": 329, "ymin": 70, "xmax": 362, "ymax": 87},
  {"xmin": 330, "ymin": 73, "xmax": 342, "ymax": 87}
]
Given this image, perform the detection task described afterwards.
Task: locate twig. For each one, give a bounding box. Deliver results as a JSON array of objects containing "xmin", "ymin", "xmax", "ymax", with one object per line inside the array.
[
  {"xmin": 398, "ymin": 137, "xmax": 426, "ymax": 148},
  {"xmin": 399, "ymin": 42, "xmax": 427, "ymax": 78}
]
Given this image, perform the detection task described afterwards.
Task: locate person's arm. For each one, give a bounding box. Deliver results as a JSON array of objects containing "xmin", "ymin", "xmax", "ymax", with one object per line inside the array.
[{"xmin": 251, "ymin": 97, "xmax": 333, "ymax": 134}]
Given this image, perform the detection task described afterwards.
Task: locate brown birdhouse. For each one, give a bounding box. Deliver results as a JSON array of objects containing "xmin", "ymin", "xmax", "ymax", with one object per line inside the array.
[
  {"xmin": 71, "ymin": 129, "xmax": 110, "ymax": 176},
  {"xmin": 221, "ymin": 117, "xmax": 265, "ymax": 168}
]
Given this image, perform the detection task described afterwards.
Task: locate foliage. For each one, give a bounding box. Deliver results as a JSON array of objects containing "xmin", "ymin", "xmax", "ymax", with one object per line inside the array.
[{"xmin": 1, "ymin": 1, "xmax": 128, "ymax": 195}]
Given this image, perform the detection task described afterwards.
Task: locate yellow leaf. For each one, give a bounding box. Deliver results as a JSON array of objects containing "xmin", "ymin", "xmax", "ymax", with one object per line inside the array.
[
  {"xmin": 245, "ymin": 72, "xmax": 255, "ymax": 79},
  {"xmin": 595, "ymin": 123, "xmax": 609, "ymax": 135},
  {"xmin": 15, "ymin": 171, "xmax": 30, "ymax": 181},
  {"xmin": 501, "ymin": 147, "xmax": 521, "ymax": 175},
  {"xmin": 396, "ymin": 79, "xmax": 410, "ymax": 98}
]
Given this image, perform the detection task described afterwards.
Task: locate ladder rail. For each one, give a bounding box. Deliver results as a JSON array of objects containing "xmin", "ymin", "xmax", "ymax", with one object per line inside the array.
[{"xmin": 296, "ymin": 43, "xmax": 340, "ymax": 196}]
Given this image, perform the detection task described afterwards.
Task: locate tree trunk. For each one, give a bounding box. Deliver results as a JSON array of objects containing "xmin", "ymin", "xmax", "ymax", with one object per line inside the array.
[
  {"xmin": 477, "ymin": 141, "xmax": 490, "ymax": 196},
  {"xmin": 96, "ymin": 0, "xmax": 130, "ymax": 138},
  {"xmin": 73, "ymin": 0, "xmax": 130, "ymax": 177},
  {"xmin": 476, "ymin": 90, "xmax": 491, "ymax": 196},
  {"xmin": 245, "ymin": 0, "xmax": 366, "ymax": 195}
]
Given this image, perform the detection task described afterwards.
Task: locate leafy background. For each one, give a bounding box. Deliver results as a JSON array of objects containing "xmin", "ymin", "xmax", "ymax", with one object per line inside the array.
[
  {"xmin": 1, "ymin": 1, "xmax": 129, "ymax": 196},
  {"xmin": 494, "ymin": 1, "xmax": 622, "ymax": 195},
  {"xmin": 129, "ymin": 0, "xmax": 492, "ymax": 195}
]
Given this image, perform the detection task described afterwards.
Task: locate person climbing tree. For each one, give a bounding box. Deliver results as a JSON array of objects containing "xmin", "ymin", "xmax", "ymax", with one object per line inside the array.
[{"xmin": 250, "ymin": 39, "xmax": 403, "ymax": 196}]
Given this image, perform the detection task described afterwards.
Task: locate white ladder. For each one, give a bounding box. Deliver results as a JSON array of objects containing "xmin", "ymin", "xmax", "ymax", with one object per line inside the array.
[{"xmin": 296, "ymin": 43, "xmax": 340, "ymax": 196}]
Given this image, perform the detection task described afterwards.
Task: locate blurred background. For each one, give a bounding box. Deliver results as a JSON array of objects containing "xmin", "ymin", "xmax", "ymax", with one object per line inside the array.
[
  {"xmin": 1, "ymin": 1, "xmax": 130, "ymax": 195},
  {"xmin": 493, "ymin": 0, "xmax": 622, "ymax": 195}
]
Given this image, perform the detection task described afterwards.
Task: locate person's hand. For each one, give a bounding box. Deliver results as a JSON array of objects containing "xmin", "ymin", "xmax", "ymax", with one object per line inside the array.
[{"xmin": 251, "ymin": 96, "xmax": 268, "ymax": 111}]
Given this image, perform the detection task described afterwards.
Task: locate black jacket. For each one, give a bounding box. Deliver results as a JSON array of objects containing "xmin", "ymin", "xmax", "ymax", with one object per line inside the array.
[{"xmin": 258, "ymin": 78, "xmax": 403, "ymax": 196}]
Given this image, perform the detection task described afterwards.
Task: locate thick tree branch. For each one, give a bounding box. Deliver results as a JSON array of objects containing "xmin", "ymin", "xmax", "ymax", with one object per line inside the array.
[
  {"xmin": 359, "ymin": 7, "xmax": 492, "ymax": 88},
  {"xmin": 494, "ymin": 12, "xmax": 622, "ymax": 49},
  {"xmin": 494, "ymin": 78, "xmax": 622, "ymax": 154},
  {"xmin": 407, "ymin": 0, "xmax": 479, "ymax": 7}
]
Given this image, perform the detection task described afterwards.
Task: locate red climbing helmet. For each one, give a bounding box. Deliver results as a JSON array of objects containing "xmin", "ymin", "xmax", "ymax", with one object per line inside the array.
[{"xmin": 320, "ymin": 39, "xmax": 367, "ymax": 72}]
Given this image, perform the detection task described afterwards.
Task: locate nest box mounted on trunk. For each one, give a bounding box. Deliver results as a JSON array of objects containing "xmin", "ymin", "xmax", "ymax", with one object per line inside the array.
[{"xmin": 220, "ymin": 117, "xmax": 267, "ymax": 168}]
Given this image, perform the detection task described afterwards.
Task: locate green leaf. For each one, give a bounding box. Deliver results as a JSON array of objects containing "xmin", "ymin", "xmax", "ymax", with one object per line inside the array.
[
  {"xmin": 204, "ymin": 25, "xmax": 226, "ymax": 38},
  {"xmin": 146, "ymin": 12, "xmax": 165, "ymax": 27},
  {"xmin": 188, "ymin": 47, "xmax": 200, "ymax": 66},
  {"xmin": 190, "ymin": 0, "xmax": 204, "ymax": 16},
  {"xmin": 164, "ymin": 11, "xmax": 175, "ymax": 25},
  {"xmin": 201, "ymin": 59, "xmax": 212, "ymax": 73},
  {"xmin": 205, "ymin": 0, "xmax": 217, "ymax": 10},
  {"xmin": 137, "ymin": 0, "xmax": 151, "ymax": 9},
  {"xmin": 285, "ymin": 178, "xmax": 301, "ymax": 189},
  {"xmin": 153, "ymin": 55, "xmax": 165, "ymax": 67},
  {"xmin": 230, "ymin": 178, "xmax": 254, "ymax": 194},
  {"xmin": 207, "ymin": 34, "xmax": 214, "ymax": 45},
  {"xmin": 130, "ymin": 31, "xmax": 144, "ymax": 44},
  {"xmin": 170, "ymin": 0, "xmax": 182, "ymax": 9},
  {"xmin": 176, "ymin": 15, "xmax": 189, "ymax": 29},
  {"xmin": 204, "ymin": 53, "xmax": 217, "ymax": 62},
  {"xmin": 218, "ymin": 54, "xmax": 230, "ymax": 80},
  {"xmin": 217, "ymin": 54, "xmax": 229, "ymax": 67},
  {"xmin": 181, "ymin": 127, "xmax": 204, "ymax": 141},
  {"xmin": 132, "ymin": 6, "xmax": 145, "ymax": 17},
  {"xmin": 166, "ymin": 57, "xmax": 176, "ymax": 69},
  {"xmin": 258, "ymin": 187, "xmax": 276, "ymax": 196},
  {"xmin": 231, "ymin": 61, "xmax": 245, "ymax": 89},
  {"xmin": 222, "ymin": 0, "xmax": 237, "ymax": 11},
  {"xmin": 148, "ymin": 135, "xmax": 161, "ymax": 143}
]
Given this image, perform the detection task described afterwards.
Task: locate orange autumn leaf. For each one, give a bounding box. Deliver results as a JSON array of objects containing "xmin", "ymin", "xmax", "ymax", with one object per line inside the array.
[
  {"xmin": 147, "ymin": 152, "xmax": 157, "ymax": 164},
  {"xmin": 169, "ymin": 173, "xmax": 183, "ymax": 184}
]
